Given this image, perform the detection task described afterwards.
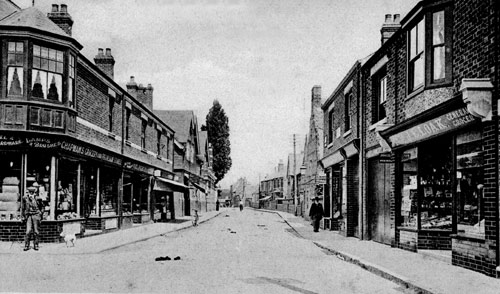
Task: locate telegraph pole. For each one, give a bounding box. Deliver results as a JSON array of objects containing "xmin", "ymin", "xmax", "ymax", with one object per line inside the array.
[{"xmin": 293, "ymin": 134, "xmax": 297, "ymax": 205}]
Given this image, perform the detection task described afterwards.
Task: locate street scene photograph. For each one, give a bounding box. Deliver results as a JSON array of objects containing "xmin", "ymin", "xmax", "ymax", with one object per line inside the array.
[{"xmin": 1, "ymin": 0, "xmax": 500, "ymax": 293}]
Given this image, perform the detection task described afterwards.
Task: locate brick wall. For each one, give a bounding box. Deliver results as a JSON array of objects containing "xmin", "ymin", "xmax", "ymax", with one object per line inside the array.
[{"xmin": 0, "ymin": 220, "xmax": 84, "ymax": 243}]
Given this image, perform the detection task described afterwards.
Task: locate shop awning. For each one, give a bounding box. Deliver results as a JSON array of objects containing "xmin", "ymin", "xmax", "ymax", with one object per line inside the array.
[
  {"xmin": 259, "ymin": 196, "xmax": 272, "ymax": 201},
  {"xmin": 191, "ymin": 181, "xmax": 206, "ymax": 193},
  {"xmin": 154, "ymin": 177, "xmax": 188, "ymax": 192}
]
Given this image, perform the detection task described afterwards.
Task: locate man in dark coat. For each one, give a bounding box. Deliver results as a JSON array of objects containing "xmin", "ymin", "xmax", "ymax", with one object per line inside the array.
[{"xmin": 309, "ymin": 197, "xmax": 324, "ymax": 232}]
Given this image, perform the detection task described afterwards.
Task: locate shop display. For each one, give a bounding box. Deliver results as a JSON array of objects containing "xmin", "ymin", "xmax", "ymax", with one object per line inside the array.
[
  {"xmin": 0, "ymin": 177, "xmax": 21, "ymax": 220},
  {"xmin": 401, "ymin": 148, "xmax": 418, "ymax": 228}
]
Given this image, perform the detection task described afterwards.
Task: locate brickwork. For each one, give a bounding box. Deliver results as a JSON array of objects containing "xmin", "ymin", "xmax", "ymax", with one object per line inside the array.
[
  {"xmin": 417, "ymin": 230, "xmax": 452, "ymax": 250},
  {"xmin": 0, "ymin": 220, "xmax": 84, "ymax": 243},
  {"xmin": 397, "ymin": 229, "xmax": 418, "ymax": 252},
  {"xmin": 452, "ymin": 237, "xmax": 497, "ymax": 277}
]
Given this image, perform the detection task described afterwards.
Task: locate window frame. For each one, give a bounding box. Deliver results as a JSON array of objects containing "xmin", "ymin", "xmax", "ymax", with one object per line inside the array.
[
  {"xmin": 344, "ymin": 91, "xmax": 352, "ymax": 132},
  {"xmin": 328, "ymin": 109, "xmax": 334, "ymax": 144},
  {"xmin": 125, "ymin": 108, "xmax": 131, "ymax": 141},
  {"xmin": 372, "ymin": 66, "xmax": 387, "ymax": 123},
  {"xmin": 5, "ymin": 41, "xmax": 26, "ymax": 98},
  {"xmin": 407, "ymin": 5, "xmax": 453, "ymax": 95},
  {"xmin": 141, "ymin": 119, "xmax": 147, "ymax": 150},
  {"xmin": 31, "ymin": 44, "xmax": 65, "ymax": 102}
]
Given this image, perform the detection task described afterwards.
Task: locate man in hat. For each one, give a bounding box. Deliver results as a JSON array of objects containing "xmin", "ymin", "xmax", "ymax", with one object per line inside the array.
[
  {"xmin": 309, "ymin": 196, "xmax": 324, "ymax": 232},
  {"xmin": 22, "ymin": 185, "xmax": 43, "ymax": 251}
]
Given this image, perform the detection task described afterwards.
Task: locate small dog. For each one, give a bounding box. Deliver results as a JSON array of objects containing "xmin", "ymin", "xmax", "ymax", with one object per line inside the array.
[{"xmin": 60, "ymin": 232, "xmax": 76, "ymax": 247}]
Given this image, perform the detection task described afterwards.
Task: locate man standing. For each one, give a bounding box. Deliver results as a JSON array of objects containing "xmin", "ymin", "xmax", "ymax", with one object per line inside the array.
[
  {"xmin": 309, "ymin": 196, "xmax": 324, "ymax": 232},
  {"xmin": 22, "ymin": 185, "xmax": 43, "ymax": 251}
]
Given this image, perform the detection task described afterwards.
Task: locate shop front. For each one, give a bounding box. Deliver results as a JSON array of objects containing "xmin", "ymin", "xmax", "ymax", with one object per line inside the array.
[
  {"xmin": 380, "ymin": 100, "xmax": 492, "ymax": 258},
  {"xmin": 0, "ymin": 134, "xmax": 124, "ymax": 242},
  {"xmin": 152, "ymin": 175, "xmax": 188, "ymax": 222}
]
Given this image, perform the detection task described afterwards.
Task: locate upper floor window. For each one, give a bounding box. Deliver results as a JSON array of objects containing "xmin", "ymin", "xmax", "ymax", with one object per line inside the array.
[
  {"xmin": 141, "ymin": 120, "xmax": 147, "ymax": 149},
  {"xmin": 373, "ymin": 67, "xmax": 387, "ymax": 123},
  {"xmin": 157, "ymin": 130, "xmax": 162, "ymax": 155},
  {"xmin": 31, "ymin": 45, "xmax": 63, "ymax": 102},
  {"xmin": 328, "ymin": 109, "xmax": 334, "ymax": 144},
  {"xmin": 125, "ymin": 108, "xmax": 131, "ymax": 141},
  {"xmin": 108, "ymin": 97, "xmax": 114, "ymax": 133},
  {"xmin": 166, "ymin": 135, "xmax": 171, "ymax": 160},
  {"xmin": 408, "ymin": 7, "xmax": 452, "ymax": 93},
  {"xmin": 7, "ymin": 42, "xmax": 24, "ymax": 97},
  {"xmin": 68, "ymin": 55, "xmax": 75, "ymax": 108},
  {"xmin": 345, "ymin": 92, "xmax": 352, "ymax": 132}
]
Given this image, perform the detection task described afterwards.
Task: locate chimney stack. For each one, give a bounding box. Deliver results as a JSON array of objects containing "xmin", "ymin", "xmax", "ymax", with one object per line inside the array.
[
  {"xmin": 380, "ymin": 14, "xmax": 401, "ymax": 45},
  {"xmin": 47, "ymin": 3, "xmax": 74, "ymax": 36},
  {"xmin": 126, "ymin": 76, "xmax": 154, "ymax": 109},
  {"xmin": 94, "ymin": 48, "xmax": 115, "ymax": 80}
]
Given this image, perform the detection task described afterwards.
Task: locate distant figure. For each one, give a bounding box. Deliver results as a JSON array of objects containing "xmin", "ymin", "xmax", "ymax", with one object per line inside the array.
[
  {"xmin": 216, "ymin": 200, "xmax": 220, "ymax": 211},
  {"xmin": 192, "ymin": 210, "xmax": 199, "ymax": 226},
  {"xmin": 239, "ymin": 203, "xmax": 243, "ymax": 211},
  {"xmin": 309, "ymin": 197, "xmax": 324, "ymax": 232}
]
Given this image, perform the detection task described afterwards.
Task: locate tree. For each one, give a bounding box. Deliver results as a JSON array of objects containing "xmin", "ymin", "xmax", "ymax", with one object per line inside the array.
[{"xmin": 206, "ymin": 100, "xmax": 232, "ymax": 184}]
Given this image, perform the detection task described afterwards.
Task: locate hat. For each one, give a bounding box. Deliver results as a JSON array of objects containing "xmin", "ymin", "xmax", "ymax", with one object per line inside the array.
[
  {"xmin": 314, "ymin": 196, "xmax": 320, "ymax": 201},
  {"xmin": 27, "ymin": 186, "xmax": 37, "ymax": 192}
]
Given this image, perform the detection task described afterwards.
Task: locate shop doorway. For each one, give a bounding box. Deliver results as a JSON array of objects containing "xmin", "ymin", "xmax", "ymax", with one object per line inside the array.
[{"xmin": 368, "ymin": 158, "xmax": 392, "ymax": 245}]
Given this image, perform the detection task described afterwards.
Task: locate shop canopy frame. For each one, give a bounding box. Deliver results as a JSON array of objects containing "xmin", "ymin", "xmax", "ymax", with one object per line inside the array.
[{"xmin": 153, "ymin": 177, "xmax": 189, "ymax": 192}]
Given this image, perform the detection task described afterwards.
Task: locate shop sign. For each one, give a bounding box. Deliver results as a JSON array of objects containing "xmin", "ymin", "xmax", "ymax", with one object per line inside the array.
[
  {"xmin": 387, "ymin": 108, "xmax": 475, "ymax": 148},
  {"xmin": 60, "ymin": 142, "xmax": 121, "ymax": 165},
  {"xmin": 123, "ymin": 161, "xmax": 154, "ymax": 175}
]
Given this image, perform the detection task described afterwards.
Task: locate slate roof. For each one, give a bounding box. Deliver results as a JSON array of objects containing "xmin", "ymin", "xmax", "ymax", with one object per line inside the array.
[
  {"xmin": 0, "ymin": 0, "xmax": 20, "ymax": 20},
  {"xmin": 0, "ymin": 6, "xmax": 70, "ymax": 38},
  {"xmin": 154, "ymin": 110, "xmax": 196, "ymax": 143}
]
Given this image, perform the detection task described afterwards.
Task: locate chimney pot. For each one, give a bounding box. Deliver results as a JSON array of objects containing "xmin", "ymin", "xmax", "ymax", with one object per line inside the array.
[
  {"xmin": 105, "ymin": 48, "xmax": 112, "ymax": 56},
  {"xmin": 98, "ymin": 48, "xmax": 104, "ymax": 55},
  {"xmin": 51, "ymin": 4, "xmax": 59, "ymax": 12},
  {"xmin": 393, "ymin": 14, "xmax": 401, "ymax": 23},
  {"xmin": 385, "ymin": 14, "xmax": 392, "ymax": 23},
  {"xmin": 60, "ymin": 4, "xmax": 67, "ymax": 13},
  {"xmin": 130, "ymin": 76, "xmax": 135, "ymax": 82}
]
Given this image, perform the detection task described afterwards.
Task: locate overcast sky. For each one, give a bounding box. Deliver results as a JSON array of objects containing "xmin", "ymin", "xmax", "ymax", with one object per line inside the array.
[{"xmin": 18, "ymin": 0, "xmax": 418, "ymax": 188}]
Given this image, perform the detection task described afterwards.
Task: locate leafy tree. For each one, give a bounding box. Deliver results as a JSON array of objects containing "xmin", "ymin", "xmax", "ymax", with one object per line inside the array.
[{"xmin": 206, "ymin": 100, "xmax": 232, "ymax": 184}]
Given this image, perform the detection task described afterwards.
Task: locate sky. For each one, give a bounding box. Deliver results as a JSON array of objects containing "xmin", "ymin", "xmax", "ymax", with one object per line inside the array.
[{"xmin": 17, "ymin": 0, "xmax": 419, "ymax": 189}]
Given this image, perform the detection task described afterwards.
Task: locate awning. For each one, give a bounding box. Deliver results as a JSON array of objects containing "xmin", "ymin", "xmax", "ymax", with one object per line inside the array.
[
  {"xmin": 153, "ymin": 177, "xmax": 188, "ymax": 192},
  {"xmin": 259, "ymin": 196, "xmax": 272, "ymax": 201},
  {"xmin": 191, "ymin": 181, "xmax": 206, "ymax": 193}
]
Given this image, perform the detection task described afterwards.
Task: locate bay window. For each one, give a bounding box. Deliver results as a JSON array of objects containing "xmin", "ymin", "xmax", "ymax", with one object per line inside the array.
[{"xmin": 31, "ymin": 45, "xmax": 63, "ymax": 101}]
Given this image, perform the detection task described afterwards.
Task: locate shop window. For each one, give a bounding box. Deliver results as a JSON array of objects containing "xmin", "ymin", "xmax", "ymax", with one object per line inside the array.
[
  {"xmin": 133, "ymin": 177, "xmax": 149, "ymax": 213},
  {"xmin": 100, "ymin": 167, "xmax": 118, "ymax": 216},
  {"xmin": 31, "ymin": 45, "xmax": 63, "ymax": 102},
  {"xmin": 68, "ymin": 55, "xmax": 75, "ymax": 108},
  {"xmin": 400, "ymin": 147, "xmax": 418, "ymax": 228},
  {"xmin": 456, "ymin": 130, "xmax": 484, "ymax": 236},
  {"xmin": 57, "ymin": 158, "xmax": 79, "ymax": 219},
  {"xmin": 7, "ymin": 42, "xmax": 24, "ymax": 97},
  {"xmin": 372, "ymin": 67, "xmax": 387, "ymax": 123},
  {"xmin": 82, "ymin": 166, "xmax": 97, "ymax": 217},
  {"xmin": 27, "ymin": 153, "xmax": 52, "ymax": 220},
  {"xmin": 0, "ymin": 153, "xmax": 22, "ymax": 221},
  {"xmin": 419, "ymin": 137, "xmax": 452, "ymax": 230},
  {"xmin": 407, "ymin": 7, "xmax": 452, "ymax": 94},
  {"xmin": 123, "ymin": 174, "xmax": 133, "ymax": 214}
]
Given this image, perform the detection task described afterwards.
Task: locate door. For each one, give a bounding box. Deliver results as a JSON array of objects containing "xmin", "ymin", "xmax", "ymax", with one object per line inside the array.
[{"xmin": 368, "ymin": 159, "xmax": 392, "ymax": 245}]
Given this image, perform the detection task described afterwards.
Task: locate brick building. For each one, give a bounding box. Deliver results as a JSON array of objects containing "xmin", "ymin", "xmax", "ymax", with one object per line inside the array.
[
  {"xmin": 360, "ymin": 0, "xmax": 499, "ymax": 277},
  {"xmin": 259, "ymin": 160, "xmax": 285, "ymax": 207},
  {"xmin": 0, "ymin": 1, "xmax": 186, "ymax": 242},
  {"xmin": 321, "ymin": 61, "xmax": 366, "ymax": 236}
]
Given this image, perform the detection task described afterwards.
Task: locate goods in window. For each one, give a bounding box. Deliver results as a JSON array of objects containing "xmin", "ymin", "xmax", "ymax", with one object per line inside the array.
[{"xmin": 0, "ymin": 177, "xmax": 21, "ymax": 220}]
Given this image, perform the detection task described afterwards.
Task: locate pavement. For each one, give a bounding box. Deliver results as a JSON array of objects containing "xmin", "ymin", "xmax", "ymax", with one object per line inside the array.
[
  {"xmin": 261, "ymin": 208, "xmax": 500, "ymax": 294},
  {"xmin": 0, "ymin": 210, "xmax": 223, "ymax": 255},
  {"xmin": 2, "ymin": 207, "xmax": 500, "ymax": 294}
]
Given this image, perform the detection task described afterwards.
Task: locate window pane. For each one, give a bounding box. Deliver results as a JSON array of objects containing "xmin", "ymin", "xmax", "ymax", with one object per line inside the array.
[
  {"xmin": 413, "ymin": 55, "xmax": 424, "ymax": 89},
  {"xmin": 48, "ymin": 60, "xmax": 56, "ymax": 72},
  {"xmin": 56, "ymin": 51, "xmax": 64, "ymax": 62},
  {"xmin": 56, "ymin": 62, "xmax": 64, "ymax": 74},
  {"xmin": 7, "ymin": 67, "xmax": 23, "ymax": 96},
  {"xmin": 41, "ymin": 58, "xmax": 48, "ymax": 70},
  {"xmin": 8, "ymin": 42, "xmax": 16, "ymax": 52},
  {"xmin": 68, "ymin": 78, "xmax": 74, "ymax": 107},
  {"xmin": 7, "ymin": 53, "xmax": 16, "ymax": 65},
  {"xmin": 33, "ymin": 45, "xmax": 40, "ymax": 56},
  {"xmin": 379, "ymin": 76, "xmax": 387, "ymax": 104},
  {"xmin": 16, "ymin": 42, "xmax": 23, "ymax": 52},
  {"xmin": 47, "ymin": 73, "xmax": 62, "ymax": 101},
  {"xmin": 49, "ymin": 49, "xmax": 56, "ymax": 60},
  {"xmin": 41, "ymin": 47, "xmax": 48, "ymax": 58},
  {"xmin": 433, "ymin": 11, "xmax": 445, "ymax": 45},
  {"xmin": 32, "ymin": 70, "xmax": 47, "ymax": 99},
  {"xmin": 33, "ymin": 57, "xmax": 41, "ymax": 69},
  {"xmin": 417, "ymin": 18, "xmax": 425, "ymax": 53},
  {"xmin": 410, "ymin": 27, "xmax": 416, "ymax": 59},
  {"xmin": 433, "ymin": 46, "xmax": 445, "ymax": 81}
]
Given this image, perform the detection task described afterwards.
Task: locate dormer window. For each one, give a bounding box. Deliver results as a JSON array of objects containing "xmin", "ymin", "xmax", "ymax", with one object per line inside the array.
[
  {"xmin": 31, "ymin": 45, "xmax": 63, "ymax": 102},
  {"xmin": 7, "ymin": 42, "xmax": 24, "ymax": 97}
]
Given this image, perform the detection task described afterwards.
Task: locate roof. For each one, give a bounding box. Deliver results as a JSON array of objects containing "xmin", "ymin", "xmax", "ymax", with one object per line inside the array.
[
  {"xmin": 287, "ymin": 152, "xmax": 304, "ymax": 176},
  {"xmin": 0, "ymin": 6, "xmax": 69, "ymax": 38},
  {"xmin": 154, "ymin": 110, "xmax": 196, "ymax": 143},
  {"xmin": 0, "ymin": 0, "xmax": 20, "ymax": 20}
]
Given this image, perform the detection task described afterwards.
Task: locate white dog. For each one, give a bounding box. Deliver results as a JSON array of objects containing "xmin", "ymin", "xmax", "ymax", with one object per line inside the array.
[{"xmin": 60, "ymin": 232, "xmax": 76, "ymax": 247}]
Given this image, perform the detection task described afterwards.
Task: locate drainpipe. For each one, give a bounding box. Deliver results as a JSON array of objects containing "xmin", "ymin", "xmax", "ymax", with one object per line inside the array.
[{"xmin": 358, "ymin": 63, "xmax": 365, "ymax": 240}]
